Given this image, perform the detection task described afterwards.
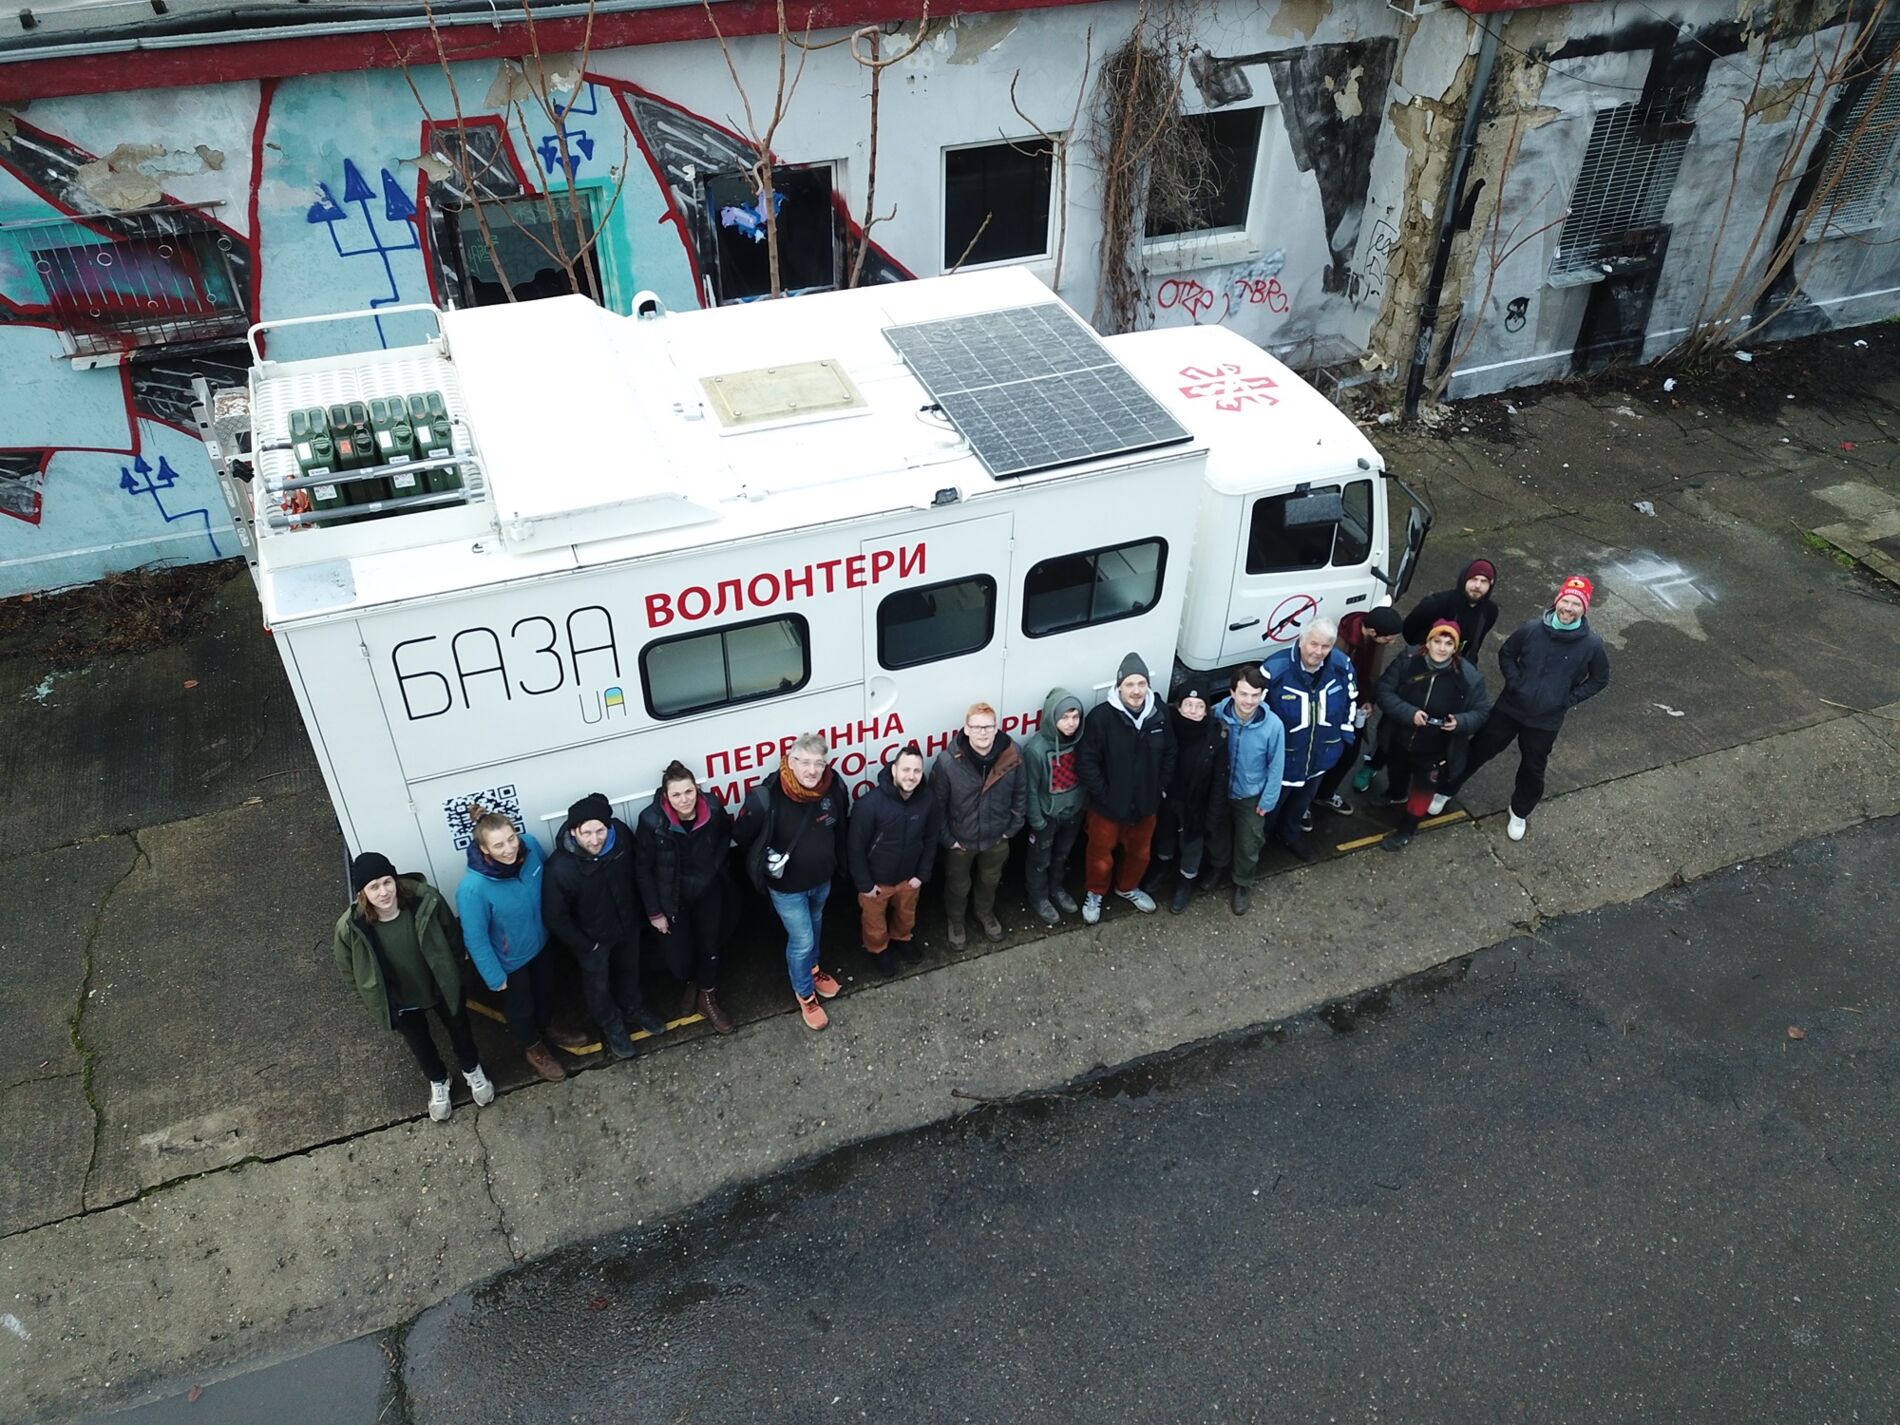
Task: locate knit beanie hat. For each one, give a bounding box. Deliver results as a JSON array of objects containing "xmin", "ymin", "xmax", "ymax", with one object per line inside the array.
[
  {"xmin": 349, "ymin": 850, "xmax": 398, "ymax": 895},
  {"xmin": 1555, "ymin": 575, "xmax": 1593, "ymax": 611},
  {"xmin": 566, "ymin": 791, "xmax": 614, "ymax": 832},
  {"xmin": 1117, "ymin": 651, "xmax": 1150, "ymax": 687},
  {"xmin": 1426, "ymin": 619, "xmax": 1463, "ymax": 647},
  {"xmin": 1366, "ymin": 606, "xmax": 1404, "ymax": 637},
  {"xmin": 1465, "ymin": 558, "xmax": 1497, "ymax": 585},
  {"xmin": 1173, "ymin": 679, "xmax": 1210, "ymax": 707}
]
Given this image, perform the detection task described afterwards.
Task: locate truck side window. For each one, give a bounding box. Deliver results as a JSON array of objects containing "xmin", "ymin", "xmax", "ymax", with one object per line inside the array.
[
  {"xmin": 1022, "ymin": 539, "xmax": 1167, "ymax": 637},
  {"xmin": 1246, "ymin": 478, "xmax": 1374, "ymax": 573},
  {"xmin": 640, "ymin": 614, "xmax": 811, "ymax": 719},
  {"xmin": 878, "ymin": 575, "xmax": 997, "ymax": 669}
]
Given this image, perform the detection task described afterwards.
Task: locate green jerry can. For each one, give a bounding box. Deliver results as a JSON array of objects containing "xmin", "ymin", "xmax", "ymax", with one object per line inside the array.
[
  {"xmin": 290, "ymin": 409, "xmax": 346, "ymax": 520},
  {"xmin": 330, "ymin": 402, "xmax": 385, "ymax": 504},
  {"xmin": 369, "ymin": 397, "xmax": 421, "ymax": 500},
  {"xmin": 409, "ymin": 392, "xmax": 461, "ymax": 495}
]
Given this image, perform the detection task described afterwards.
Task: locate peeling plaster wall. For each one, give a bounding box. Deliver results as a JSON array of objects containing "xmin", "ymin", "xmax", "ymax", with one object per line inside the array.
[
  {"xmin": 0, "ymin": 0, "xmax": 1470, "ymax": 594},
  {"xmin": 1442, "ymin": 0, "xmax": 1899, "ymax": 399}
]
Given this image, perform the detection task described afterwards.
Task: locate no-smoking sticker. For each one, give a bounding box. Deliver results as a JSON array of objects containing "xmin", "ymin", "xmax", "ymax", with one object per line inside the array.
[{"xmin": 1266, "ymin": 594, "xmax": 1317, "ymax": 642}]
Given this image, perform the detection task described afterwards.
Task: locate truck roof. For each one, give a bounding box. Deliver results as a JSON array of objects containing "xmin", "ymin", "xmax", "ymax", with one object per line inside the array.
[{"xmin": 244, "ymin": 268, "xmax": 1370, "ymax": 625}]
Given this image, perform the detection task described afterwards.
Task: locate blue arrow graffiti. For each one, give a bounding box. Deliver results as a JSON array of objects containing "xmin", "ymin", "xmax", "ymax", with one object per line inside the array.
[
  {"xmin": 119, "ymin": 454, "xmax": 222, "ymax": 558},
  {"xmin": 305, "ymin": 160, "xmax": 421, "ymax": 348}
]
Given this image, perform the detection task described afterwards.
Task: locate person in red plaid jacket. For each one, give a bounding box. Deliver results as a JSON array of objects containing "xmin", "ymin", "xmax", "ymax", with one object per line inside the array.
[{"xmin": 1021, "ymin": 687, "xmax": 1086, "ymax": 926}]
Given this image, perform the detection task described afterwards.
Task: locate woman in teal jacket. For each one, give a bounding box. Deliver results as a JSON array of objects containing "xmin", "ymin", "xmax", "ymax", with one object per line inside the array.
[{"xmin": 455, "ymin": 808, "xmax": 571, "ymax": 1083}]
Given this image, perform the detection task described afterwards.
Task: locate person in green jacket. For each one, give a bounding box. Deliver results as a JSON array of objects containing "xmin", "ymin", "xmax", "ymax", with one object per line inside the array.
[
  {"xmin": 333, "ymin": 851, "xmax": 495, "ymax": 1123},
  {"xmin": 1021, "ymin": 687, "xmax": 1086, "ymax": 925}
]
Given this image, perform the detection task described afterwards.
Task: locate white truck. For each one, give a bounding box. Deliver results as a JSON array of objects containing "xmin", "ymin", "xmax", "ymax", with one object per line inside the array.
[{"xmin": 195, "ymin": 267, "xmax": 1428, "ymax": 897}]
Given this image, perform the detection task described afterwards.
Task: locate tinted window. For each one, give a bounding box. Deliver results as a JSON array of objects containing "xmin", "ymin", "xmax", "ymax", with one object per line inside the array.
[
  {"xmin": 640, "ymin": 614, "xmax": 810, "ymax": 719},
  {"xmin": 1146, "ymin": 108, "xmax": 1264, "ymax": 239},
  {"xmin": 700, "ymin": 165, "xmax": 839, "ymax": 303},
  {"xmin": 1023, "ymin": 539, "xmax": 1167, "ymax": 637},
  {"xmin": 944, "ymin": 140, "xmax": 1056, "ymax": 269},
  {"xmin": 1245, "ymin": 478, "xmax": 1374, "ymax": 574},
  {"xmin": 878, "ymin": 575, "xmax": 997, "ymax": 669},
  {"xmin": 455, "ymin": 194, "xmax": 602, "ymax": 306}
]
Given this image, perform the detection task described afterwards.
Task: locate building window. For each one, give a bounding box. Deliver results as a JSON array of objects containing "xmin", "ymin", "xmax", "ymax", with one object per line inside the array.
[
  {"xmin": 1145, "ymin": 109, "xmax": 1264, "ymax": 240},
  {"xmin": 1023, "ymin": 539, "xmax": 1167, "ymax": 637},
  {"xmin": 1549, "ymin": 98, "xmax": 1692, "ymax": 280},
  {"xmin": 699, "ymin": 164, "xmax": 839, "ymax": 304},
  {"xmin": 877, "ymin": 575, "xmax": 997, "ymax": 669},
  {"xmin": 640, "ymin": 614, "xmax": 811, "ymax": 719},
  {"xmin": 943, "ymin": 139, "xmax": 1056, "ymax": 269},
  {"xmin": 451, "ymin": 193, "xmax": 602, "ymax": 306},
  {"xmin": 1804, "ymin": 33, "xmax": 1900, "ymax": 238},
  {"xmin": 1, "ymin": 204, "xmax": 248, "ymax": 358},
  {"xmin": 1245, "ymin": 479, "xmax": 1374, "ymax": 574}
]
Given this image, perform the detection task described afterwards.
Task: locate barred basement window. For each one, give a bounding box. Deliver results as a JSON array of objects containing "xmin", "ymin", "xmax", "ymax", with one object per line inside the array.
[
  {"xmin": 0, "ymin": 203, "xmax": 247, "ymax": 359},
  {"xmin": 1549, "ymin": 98, "xmax": 1692, "ymax": 282},
  {"xmin": 1804, "ymin": 34, "xmax": 1900, "ymax": 239}
]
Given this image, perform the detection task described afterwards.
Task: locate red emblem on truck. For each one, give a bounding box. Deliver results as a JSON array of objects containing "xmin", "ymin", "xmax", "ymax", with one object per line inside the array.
[{"xmin": 1177, "ymin": 363, "xmax": 1279, "ymax": 412}]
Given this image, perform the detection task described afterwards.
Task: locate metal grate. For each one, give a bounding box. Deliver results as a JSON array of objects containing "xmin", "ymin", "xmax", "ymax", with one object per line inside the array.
[
  {"xmin": 1805, "ymin": 23, "xmax": 1900, "ymax": 239},
  {"xmin": 0, "ymin": 203, "xmax": 248, "ymax": 358},
  {"xmin": 1550, "ymin": 99, "xmax": 1692, "ymax": 280}
]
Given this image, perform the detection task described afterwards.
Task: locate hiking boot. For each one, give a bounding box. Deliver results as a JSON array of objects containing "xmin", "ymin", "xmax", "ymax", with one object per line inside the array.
[
  {"xmin": 604, "ymin": 1027, "xmax": 640, "ymax": 1061},
  {"xmin": 1033, "ymin": 899, "xmax": 1061, "ymax": 926},
  {"xmin": 628, "ymin": 1006, "xmax": 667, "ymax": 1037},
  {"xmin": 524, "ymin": 1043, "xmax": 567, "ymax": 1082},
  {"xmin": 1051, "ymin": 888, "xmax": 1080, "ymax": 916},
  {"xmin": 1081, "ymin": 892, "xmax": 1103, "ymax": 925},
  {"xmin": 1351, "ymin": 764, "xmax": 1375, "ymax": 794},
  {"xmin": 698, "ymin": 987, "xmax": 735, "ymax": 1036},
  {"xmin": 977, "ymin": 911, "xmax": 1005, "ymax": 943},
  {"xmin": 946, "ymin": 917, "xmax": 968, "ymax": 948},
  {"xmin": 797, "ymin": 993, "xmax": 829, "ymax": 1031},
  {"xmin": 545, "ymin": 1024, "xmax": 593, "ymax": 1053},
  {"xmin": 428, "ymin": 1080, "xmax": 453, "ymax": 1122},
  {"xmin": 1230, "ymin": 884, "xmax": 1252, "ymax": 916},
  {"xmin": 1383, "ymin": 828, "xmax": 1414, "ymax": 853},
  {"xmin": 812, "ymin": 966, "xmax": 842, "ymax": 999},
  {"xmin": 1320, "ymin": 793, "xmax": 1353, "ymax": 816},
  {"xmin": 1116, "ymin": 887, "xmax": 1157, "ymax": 914},
  {"xmin": 1169, "ymin": 878, "xmax": 1193, "ymax": 914},
  {"xmin": 893, "ymin": 938, "xmax": 922, "ymax": 965},
  {"xmin": 1507, "ymin": 812, "xmax": 1528, "ymax": 841},
  {"xmin": 867, "ymin": 948, "xmax": 897, "ymax": 978},
  {"xmin": 1428, "ymin": 793, "xmax": 1450, "ymax": 816},
  {"xmin": 463, "ymin": 1066, "xmax": 495, "ymax": 1106}
]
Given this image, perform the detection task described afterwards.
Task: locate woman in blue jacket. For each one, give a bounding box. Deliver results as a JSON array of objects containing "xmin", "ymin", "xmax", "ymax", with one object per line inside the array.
[{"xmin": 455, "ymin": 807, "xmax": 573, "ymax": 1083}]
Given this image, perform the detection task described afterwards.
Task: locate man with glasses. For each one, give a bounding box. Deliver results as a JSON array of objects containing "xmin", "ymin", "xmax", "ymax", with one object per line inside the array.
[{"xmin": 931, "ymin": 702, "xmax": 1027, "ymax": 948}]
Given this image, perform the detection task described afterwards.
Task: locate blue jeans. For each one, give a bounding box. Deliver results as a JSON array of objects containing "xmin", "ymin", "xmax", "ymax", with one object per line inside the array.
[{"xmin": 769, "ymin": 881, "xmax": 831, "ymax": 999}]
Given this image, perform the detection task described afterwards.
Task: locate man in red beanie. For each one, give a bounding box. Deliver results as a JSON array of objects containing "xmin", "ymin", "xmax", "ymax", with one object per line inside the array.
[{"xmin": 1440, "ymin": 574, "xmax": 1609, "ymax": 841}]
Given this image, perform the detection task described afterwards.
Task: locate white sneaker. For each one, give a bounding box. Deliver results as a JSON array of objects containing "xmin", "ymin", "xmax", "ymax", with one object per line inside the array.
[
  {"xmin": 428, "ymin": 1080, "xmax": 453, "ymax": 1122},
  {"xmin": 1428, "ymin": 794, "xmax": 1449, "ymax": 816},
  {"xmin": 464, "ymin": 1066, "xmax": 495, "ymax": 1107},
  {"xmin": 1507, "ymin": 813, "xmax": 1528, "ymax": 841},
  {"xmin": 1081, "ymin": 892, "xmax": 1103, "ymax": 925},
  {"xmin": 1116, "ymin": 888, "xmax": 1158, "ymax": 914}
]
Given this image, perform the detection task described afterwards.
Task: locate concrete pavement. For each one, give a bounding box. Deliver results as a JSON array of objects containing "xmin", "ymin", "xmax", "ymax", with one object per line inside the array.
[{"xmin": 3, "ymin": 324, "xmax": 1898, "ymax": 1419}]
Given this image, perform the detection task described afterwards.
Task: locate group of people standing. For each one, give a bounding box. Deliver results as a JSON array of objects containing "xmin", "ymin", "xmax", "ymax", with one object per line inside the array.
[{"xmin": 333, "ymin": 560, "xmax": 1610, "ymax": 1115}]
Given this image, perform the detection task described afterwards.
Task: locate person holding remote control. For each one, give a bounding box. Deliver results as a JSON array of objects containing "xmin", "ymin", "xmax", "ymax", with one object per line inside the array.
[{"xmin": 1374, "ymin": 620, "xmax": 1492, "ymax": 852}]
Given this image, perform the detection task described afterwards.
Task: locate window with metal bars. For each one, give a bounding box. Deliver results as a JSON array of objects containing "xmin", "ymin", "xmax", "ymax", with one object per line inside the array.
[
  {"xmin": 0, "ymin": 203, "xmax": 247, "ymax": 358},
  {"xmin": 1804, "ymin": 32, "xmax": 1900, "ymax": 239},
  {"xmin": 1549, "ymin": 98, "xmax": 1692, "ymax": 282}
]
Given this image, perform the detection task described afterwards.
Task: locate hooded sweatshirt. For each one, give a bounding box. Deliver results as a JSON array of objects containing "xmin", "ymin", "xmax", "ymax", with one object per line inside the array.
[
  {"xmin": 456, "ymin": 835, "xmax": 549, "ymax": 990},
  {"xmin": 1022, "ymin": 687, "xmax": 1086, "ymax": 828},
  {"xmin": 1403, "ymin": 559, "xmax": 1501, "ymax": 659}
]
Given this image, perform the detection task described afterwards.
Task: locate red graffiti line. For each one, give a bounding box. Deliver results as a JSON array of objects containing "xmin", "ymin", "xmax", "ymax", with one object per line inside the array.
[
  {"xmin": 1154, "ymin": 277, "xmax": 1228, "ymax": 324},
  {"xmin": 1176, "ymin": 363, "xmax": 1279, "ymax": 411},
  {"xmin": 1230, "ymin": 276, "xmax": 1290, "ymax": 314}
]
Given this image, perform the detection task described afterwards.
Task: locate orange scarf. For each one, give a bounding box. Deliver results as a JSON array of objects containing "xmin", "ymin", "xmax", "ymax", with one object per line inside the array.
[{"xmin": 778, "ymin": 757, "xmax": 833, "ymax": 803}]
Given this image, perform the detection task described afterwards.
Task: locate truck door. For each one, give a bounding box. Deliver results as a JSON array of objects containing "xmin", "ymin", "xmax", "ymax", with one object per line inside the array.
[
  {"xmin": 1221, "ymin": 473, "xmax": 1385, "ymax": 663},
  {"xmin": 862, "ymin": 511, "xmax": 1014, "ymax": 749}
]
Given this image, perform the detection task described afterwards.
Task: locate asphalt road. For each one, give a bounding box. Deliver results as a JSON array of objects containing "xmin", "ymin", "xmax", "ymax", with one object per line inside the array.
[{"xmin": 97, "ymin": 818, "xmax": 1899, "ymax": 1423}]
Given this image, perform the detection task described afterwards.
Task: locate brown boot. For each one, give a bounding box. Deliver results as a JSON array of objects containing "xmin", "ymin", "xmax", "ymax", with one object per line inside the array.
[
  {"xmin": 524, "ymin": 1042, "xmax": 567, "ymax": 1082},
  {"xmin": 544, "ymin": 1023, "xmax": 594, "ymax": 1053},
  {"xmin": 698, "ymin": 987, "xmax": 734, "ymax": 1036}
]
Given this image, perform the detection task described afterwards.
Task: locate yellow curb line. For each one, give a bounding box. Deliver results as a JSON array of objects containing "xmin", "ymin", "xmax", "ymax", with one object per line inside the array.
[
  {"xmin": 464, "ymin": 997, "xmax": 704, "ymax": 1054},
  {"xmin": 1334, "ymin": 808, "xmax": 1468, "ymax": 854}
]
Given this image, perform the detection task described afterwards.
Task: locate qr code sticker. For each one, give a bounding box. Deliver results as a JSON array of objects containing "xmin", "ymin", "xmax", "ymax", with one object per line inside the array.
[{"xmin": 444, "ymin": 785, "xmax": 524, "ymax": 851}]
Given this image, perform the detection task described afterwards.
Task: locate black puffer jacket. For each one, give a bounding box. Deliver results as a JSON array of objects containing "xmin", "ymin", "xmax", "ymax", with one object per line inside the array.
[
  {"xmin": 1078, "ymin": 693, "xmax": 1177, "ymax": 824},
  {"xmin": 632, "ymin": 786, "xmax": 733, "ymax": 920},
  {"xmin": 1156, "ymin": 707, "xmax": 1226, "ymax": 845},
  {"xmin": 1494, "ymin": 614, "xmax": 1611, "ymax": 730},
  {"xmin": 847, "ymin": 766, "xmax": 944, "ymax": 892},
  {"xmin": 1376, "ymin": 648, "xmax": 1492, "ymax": 776},
  {"xmin": 542, "ymin": 816, "xmax": 644, "ymax": 951}
]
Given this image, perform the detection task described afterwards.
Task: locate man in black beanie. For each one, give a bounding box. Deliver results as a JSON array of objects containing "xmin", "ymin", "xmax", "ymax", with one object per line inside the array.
[{"xmin": 543, "ymin": 792, "xmax": 664, "ymax": 1059}]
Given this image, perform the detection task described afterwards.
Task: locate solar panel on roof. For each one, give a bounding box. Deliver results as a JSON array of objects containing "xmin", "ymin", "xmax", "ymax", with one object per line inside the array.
[{"xmin": 885, "ymin": 303, "xmax": 1192, "ymax": 479}]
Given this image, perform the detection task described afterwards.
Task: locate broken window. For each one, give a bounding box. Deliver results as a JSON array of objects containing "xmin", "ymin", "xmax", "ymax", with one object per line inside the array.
[
  {"xmin": 0, "ymin": 204, "xmax": 248, "ymax": 359},
  {"xmin": 1145, "ymin": 108, "xmax": 1264, "ymax": 240},
  {"xmin": 1549, "ymin": 98, "xmax": 1692, "ymax": 281},
  {"xmin": 698, "ymin": 164, "xmax": 839, "ymax": 304},
  {"xmin": 450, "ymin": 193, "xmax": 603, "ymax": 306},
  {"xmin": 943, "ymin": 139, "xmax": 1056, "ymax": 270}
]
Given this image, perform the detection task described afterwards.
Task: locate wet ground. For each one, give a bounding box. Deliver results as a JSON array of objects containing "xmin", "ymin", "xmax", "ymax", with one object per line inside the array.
[{"xmin": 111, "ymin": 816, "xmax": 1896, "ymax": 1422}]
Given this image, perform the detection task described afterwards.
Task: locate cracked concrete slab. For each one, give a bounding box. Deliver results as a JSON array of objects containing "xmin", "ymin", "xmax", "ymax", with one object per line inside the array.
[{"xmin": 0, "ymin": 1076, "xmax": 94, "ymax": 1239}]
